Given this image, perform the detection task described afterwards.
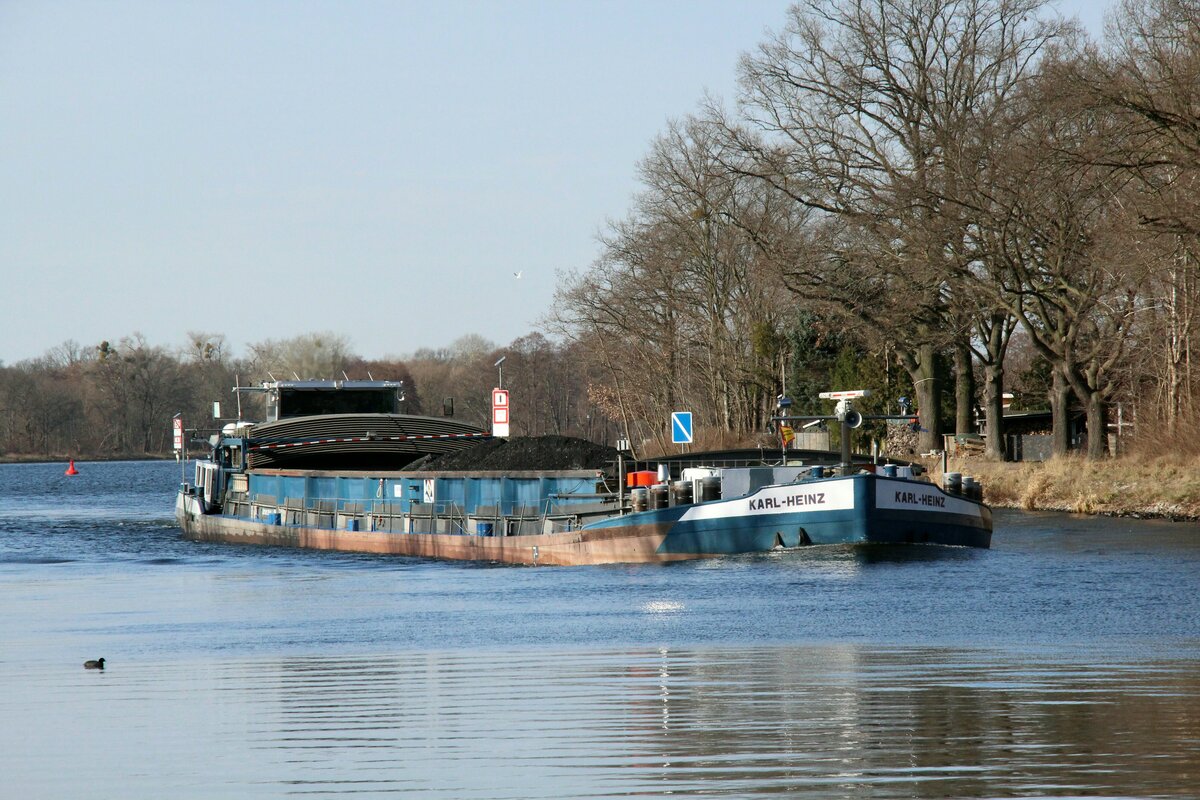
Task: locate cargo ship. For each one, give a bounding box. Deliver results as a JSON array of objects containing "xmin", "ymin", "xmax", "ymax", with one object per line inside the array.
[{"xmin": 175, "ymin": 381, "xmax": 992, "ymax": 565}]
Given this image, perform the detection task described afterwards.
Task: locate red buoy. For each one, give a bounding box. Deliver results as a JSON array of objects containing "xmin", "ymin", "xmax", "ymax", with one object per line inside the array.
[{"xmin": 65, "ymin": 459, "xmax": 79, "ymax": 476}]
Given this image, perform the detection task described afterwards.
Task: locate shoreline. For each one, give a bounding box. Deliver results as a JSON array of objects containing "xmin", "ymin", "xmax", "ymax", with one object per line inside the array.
[
  {"xmin": 983, "ymin": 497, "xmax": 1198, "ymax": 522},
  {"xmin": 925, "ymin": 456, "xmax": 1200, "ymax": 523},
  {"xmin": 0, "ymin": 453, "xmax": 175, "ymax": 465}
]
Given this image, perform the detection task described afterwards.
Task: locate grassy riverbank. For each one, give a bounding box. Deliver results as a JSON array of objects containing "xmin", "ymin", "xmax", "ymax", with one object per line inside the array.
[{"xmin": 930, "ymin": 455, "xmax": 1200, "ymax": 520}]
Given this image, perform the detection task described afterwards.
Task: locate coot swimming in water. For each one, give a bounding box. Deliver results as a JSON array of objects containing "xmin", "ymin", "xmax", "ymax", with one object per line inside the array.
[{"xmin": 84, "ymin": 658, "xmax": 105, "ymax": 670}]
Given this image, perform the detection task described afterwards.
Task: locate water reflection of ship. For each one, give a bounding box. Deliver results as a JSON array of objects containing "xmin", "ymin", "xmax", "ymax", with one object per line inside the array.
[
  {"xmin": 237, "ymin": 648, "xmax": 1200, "ymax": 797},
  {"xmin": 617, "ymin": 645, "xmax": 870, "ymax": 784},
  {"xmin": 607, "ymin": 646, "xmax": 1200, "ymax": 796},
  {"xmin": 851, "ymin": 544, "xmax": 980, "ymax": 565}
]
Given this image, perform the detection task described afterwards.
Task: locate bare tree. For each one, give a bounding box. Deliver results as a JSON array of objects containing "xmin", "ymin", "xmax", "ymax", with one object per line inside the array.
[
  {"xmin": 89, "ymin": 334, "xmax": 188, "ymax": 453},
  {"xmin": 971, "ymin": 64, "xmax": 1146, "ymax": 458},
  {"xmin": 550, "ymin": 115, "xmax": 799, "ymax": 452},
  {"xmin": 405, "ymin": 335, "xmax": 497, "ymax": 427},
  {"xmin": 728, "ymin": 0, "xmax": 1066, "ymax": 452},
  {"xmin": 1069, "ymin": 0, "xmax": 1200, "ymax": 435},
  {"xmin": 1081, "ymin": 0, "xmax": 1200, "ymax": 237},
  {"xmin": 246, "ymin": 331, "xmax": 354, "ymax": 381}
]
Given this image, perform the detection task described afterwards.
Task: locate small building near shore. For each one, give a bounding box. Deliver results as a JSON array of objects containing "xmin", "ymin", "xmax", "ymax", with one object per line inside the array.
[{"xmin": 985, "ymin": 410, "xmax": 1087, "ymax": 461}]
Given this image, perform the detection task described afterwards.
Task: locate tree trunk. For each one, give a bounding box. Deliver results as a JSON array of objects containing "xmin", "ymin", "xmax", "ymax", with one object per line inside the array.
[
  {"xmin": 1083, "ymin": 392, "xmax": 1108, "ymax": 459},
  {"xmin": 1050, "ymin": 368, "xmax": 1071, "ymax": 458},
  {"xmin": 974, "ymin": 312, "xmax": 1013, "ymax": 461},
  {"xmin": 982, "ymin": 362, "xmax": 1006, "ymax": 460},
  {"xmin": 899, "ymin": 343, "xmax": 942, "ymax": 454},
  {"xmin": 1060, "ymin": 362, "xmax": 1110, "ymax": 461},
  {"xmin": 954, "ymin": 337, "xmax": 975, "ymax": 435}
]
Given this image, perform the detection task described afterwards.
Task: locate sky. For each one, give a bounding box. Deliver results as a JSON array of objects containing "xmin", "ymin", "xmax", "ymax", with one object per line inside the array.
[{"xmin": 0, "ymin": 0, "xmax": 1110, "ymax": 365}]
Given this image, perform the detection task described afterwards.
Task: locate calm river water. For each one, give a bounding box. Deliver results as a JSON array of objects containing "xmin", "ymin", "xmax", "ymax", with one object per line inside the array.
[{"xmin": 2, "ymin": 460, "xmax": 1198, "ymax": 798}]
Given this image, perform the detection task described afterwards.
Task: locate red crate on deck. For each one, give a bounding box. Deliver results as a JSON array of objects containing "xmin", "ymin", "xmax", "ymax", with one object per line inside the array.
[{"xmin": 626, "ymin": 470, "xmax": 657, "ymax": 488}]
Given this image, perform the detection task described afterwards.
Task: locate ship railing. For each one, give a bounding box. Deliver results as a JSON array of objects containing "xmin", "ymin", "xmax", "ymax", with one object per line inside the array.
[
  {"xmin": 282, "ymin": 497, "xmax": 303, "ymax": 526},
  {"xmin": 439, "ymin": 502, "xmax": 470, "ymax": 535},
  {"xmin": 244, "ymin": 494, "xmax": 597, "ymax": 536},
  {"xmin": 249, "ymin": 494, "xmax": 278, "ymax": 523}
]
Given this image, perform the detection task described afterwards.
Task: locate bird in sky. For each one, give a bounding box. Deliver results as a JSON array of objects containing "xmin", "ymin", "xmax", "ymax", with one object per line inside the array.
[{"xmin": 513, "ymin": 271, "xmax": 522, "ymax": 279}]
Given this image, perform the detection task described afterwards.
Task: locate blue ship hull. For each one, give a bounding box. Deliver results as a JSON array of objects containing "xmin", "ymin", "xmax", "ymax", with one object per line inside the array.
[{"xmin": 585, "ymin": 473, "xmax": 991, "ymax": 554}]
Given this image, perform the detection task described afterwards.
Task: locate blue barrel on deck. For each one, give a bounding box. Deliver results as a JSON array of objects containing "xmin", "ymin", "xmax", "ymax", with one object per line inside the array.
[
  {"xmin": 265, "ymin": 512, "xmax": 281, "ymax": 525},
  {"xmin": 478, "ymin": 522, "xmax": 494, "ymax": 537}
]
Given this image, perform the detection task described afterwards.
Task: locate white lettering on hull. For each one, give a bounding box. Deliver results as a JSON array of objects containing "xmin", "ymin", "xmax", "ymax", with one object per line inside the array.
[
  {"xmin": 680, "ymin": 480, "xmax": 855, "ymax": 522},
  {"xmin": 874, "ymin": 479, "xmax": 982, "ymax": 517},
  {"xmin": 747, "ymin": 492, "xmax": 825, "ymax": 511}
]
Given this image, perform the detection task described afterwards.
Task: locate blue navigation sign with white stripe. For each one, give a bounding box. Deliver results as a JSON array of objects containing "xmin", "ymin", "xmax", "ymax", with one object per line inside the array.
[{"xmin": 671, "ymin": 411, "xmax": 693, "ymax": 444}]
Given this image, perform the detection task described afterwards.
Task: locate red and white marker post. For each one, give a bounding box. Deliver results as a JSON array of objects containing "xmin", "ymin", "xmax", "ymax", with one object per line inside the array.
[{"xmin": 492, "ymin": 389, "xmax": 510, "ymax": 438}]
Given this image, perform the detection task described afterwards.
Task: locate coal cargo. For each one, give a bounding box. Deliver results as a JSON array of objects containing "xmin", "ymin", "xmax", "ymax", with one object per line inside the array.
[{"xmin": 404, "ymin": 435, "xmax": 619, "ymax": 472}]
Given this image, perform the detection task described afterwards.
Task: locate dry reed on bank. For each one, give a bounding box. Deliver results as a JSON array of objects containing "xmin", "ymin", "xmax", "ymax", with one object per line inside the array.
[{"xmin": 923, "ymin": 454, "xmax": 1200, "ymax": 519}]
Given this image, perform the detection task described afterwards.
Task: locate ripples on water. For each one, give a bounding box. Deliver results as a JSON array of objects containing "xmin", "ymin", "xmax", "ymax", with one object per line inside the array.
[{"xmin": 2, "ymin": 461, "xmax": 1198, "ymax": 798}]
